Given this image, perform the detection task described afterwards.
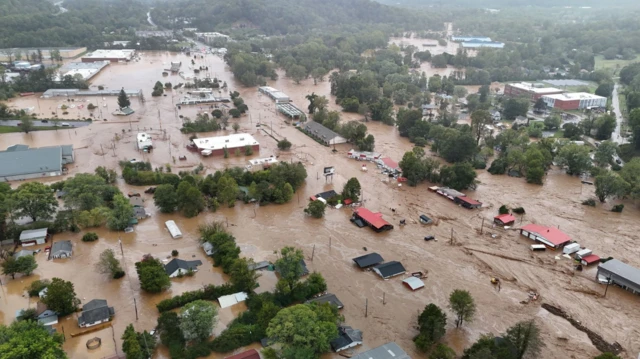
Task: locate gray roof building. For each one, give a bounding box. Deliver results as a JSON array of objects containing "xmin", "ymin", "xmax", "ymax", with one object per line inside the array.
[
  {"xmin": 51, "ymin": 240, "xmax": 72, "ymax": 259},
  {"xmin": 373, "ymin": 261, "xmax": 406, "ymax": 279},
  {"xmin": 597, "ymin": 259, "xmax": 640, "ymax": 294},
  {"xmin": 0, "ymin": 145, "xmax": 74, "ymax": 181},
  {"xmin": 78, "ymin": 299, "xmax": 115, "ymax": 328},
  {"xmin": 164, "ymin": 258, "xmax": 203, "ymax": 277},
  {"xmin": 302, "ymin": 121, "xmax": 347, "ymax": 145},
  {"xmin": 331, "ymin": 326, "xmax": 363, "ymax": 352},
  {"xmin": 353, "ymin": 253, "xmax": 384, "ymax": 268},
  {"xmin": 306, "ymin": 293, "xmax": 344, "ymax": 309},
  {"xmin": 352, "ymin": 342, "xmax": 410, "ymax": 359},
  {"xmin": 13, "ymin": 249, "xmax": 35, "ymax": 259}
]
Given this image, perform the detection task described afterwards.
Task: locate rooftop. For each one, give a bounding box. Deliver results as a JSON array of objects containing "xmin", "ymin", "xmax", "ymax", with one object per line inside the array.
[
  {"xmin": 78, "ymin": 299, "xmax": 114, "ymax": 326},
  {"xmin": 330, "ymin": 326, "xmax": 363, "ymax": 352},
  {"xmin": 306, "ymin": 293, "xmax": 344, "ymax": 309},
  {"xmin": 508, "ymin": 82, "xmax": 564, "ymax": 94},
  {"xmin": 19, "ymin": 228, "xmax": 48, "ymax": 241},
  {"xmin": 192, "ymin": 134, "xmax": 259, "ymax": 151},
  {"xmin": 352, "ymin": 253, "xmax": 384, "ymax": 268},
  {"xmin": 598, "ymin": 259, "xmax": 640, "ymax": 287},
  {"xmin": 354, "ymin": 207, "xmax": 392, "ymax": 230},
  {"xmin": 494, "ymin": 214, "xmax": 516, "ymax": 224},
  {"xmin": 0, "ymin": 147, "xmax": 62, "ymax": 178},
  {"xmin": 521, "ymin": 224, "xmax": 571, "ymax": 247},
  {"xmin": 403, "ymin": 276, "xmax": 425, "ymax": 290},
  {"xmin": 218, "ymin": 292, "xmax": 249, "ymax": 309},
  {"xmin": 302, "ymin": 121, "xmax": 344, "ymax": 141},
  {"xmin": 374, "ymin": 261, "xmax": 406, "ymax": 279},
  {"xmin": 164, "ymin": 258, "xmax": 202, "ymax": 275},
  {"xmin": 352, "ymin": 342, "xmax": 410, "ymax": 359},
  {"xmin": 82, "ymin": 49, "xmax": 135, "ymax": 59},
  {"xmin": 542, "ymin": 92, "xmax": 606, "ymax": 101},
  {"xmin": 224, "ymin": 349, "xmax": 260, "ymax": 359},
  {"xmin": 51, "ymin": 240, "xmax": 72, "ymax": 253}
]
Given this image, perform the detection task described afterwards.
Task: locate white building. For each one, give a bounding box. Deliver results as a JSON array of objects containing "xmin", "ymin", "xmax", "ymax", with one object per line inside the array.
[
  {"xmin": 19, "ymin": 228, "xmax": 48, "ymax": 246},
  {"xmin": 542, "ymin": 92, "xmax": 607, "ymax": 110},
  {"xmin": 192, "ymin": 134, "xmax": 260, "ymax": 155},
  {"xmin": 81, "ymin": 49, "xmax": 136, "ymax": 63},
  {"xmin": 165, "ymin": 220, "xmax": 182, "ymax": 239},
  {"xmin": 136, "ymin": 133, "xmax": 153, "ymax": 150}
]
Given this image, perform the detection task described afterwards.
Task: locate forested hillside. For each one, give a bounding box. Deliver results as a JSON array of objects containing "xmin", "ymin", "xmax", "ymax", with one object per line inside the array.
[
  {"xmin": 151, "ymin": 0, "xmax": 443, "ymax": 35},
  {"xmin": 0, "ymin": 0, "xmax": 148, "ymax": 48}
]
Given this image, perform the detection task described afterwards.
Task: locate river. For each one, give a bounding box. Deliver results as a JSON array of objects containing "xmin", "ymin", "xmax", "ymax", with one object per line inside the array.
[{"xmin": 0, "ymin": 51, "xmax": 639, "ymax": 359}]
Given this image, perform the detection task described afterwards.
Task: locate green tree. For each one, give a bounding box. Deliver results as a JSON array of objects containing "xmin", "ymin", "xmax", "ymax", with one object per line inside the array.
[
  {"xmin": 275, "ymin": 247, "xmax": 305, "ymax": 292},
  {"xmin": 595, "ymin": 172, "xmax": 629, "ymax": 202},
  {"xmin": 533, "ymin": 98, "xmax": 546, "ymax": 112},
  {"xmin": 97, "ymin": 249, "xmax": 125, "ymax": 279},
  {"xmin": 278, "ymin": 138, "xmax": 292, "ymax": 150},
  {"xmin": 594, "ymin": 141, "xmax": 618, "ymax": 168},
  {"xmin": 20, "ymin": 117, "xmax": 34, "ymax": 133},
  {"xmin": 414, "ymin": 303, "xmax": 447, "ymax": 352},
  {"xmin": 180, "ymin": 300, "xmax": 218, "ymax": 342},
  {"xmin": 440, "ymin": 162, "xmax": 477, "ymax": 190},
  {"xmin": 356, "ymin": 134, "xmax": 375, "ymax": 151},
  {"xmin": 524, "ymin": 147, "xmax": 546, "ymax": 185},
  {"xmin": 454, "ymin": 86, "xmax": 468, "ymax": 99},
  {"xmin": 122, "ymin": 324, "xmax": 145, "ymax": 359},
  {"xmin": 63, "ymin": 173, "xmax": 111, "ymax": 211},
  {"xmin": 304, "ymin": 200, "xmax": 326, "ymax": 218},
  {"xmin": 13, "ymin": 182, "xmax": 57, "ymax": 221},
  {"xmin": 287, "ymin": 64, "xmax": 307, "ymax": 84},
  {"xmin": 503, "ymin": 98, "xmax": 529, "ymax": 120},
  {"xmin": 216, "ymin": 174, "xmax": 239, "ymax": 207},
  {"xmin": 430, "ymin": 343, "xmax": 456, "ymax": 359},
  {"xmin": 0, "ymin": 320, "xmax": 67, "ymax": 358},
  {"xmin": 311, "ymin": 67, "xmax": 327, "ymax": 85},
  {"xmin": 17, "ymin": 308, "xmax": 38, "ymax": 322},
  {"xmin": 544, "ymin": 115, "xmax": 561, "ymax": 130},
  {"xmin": 1, "ymin": 257, "xmax": 20, "ymax": 279},
  {"xmin": 16, "ymin": 255, "xmax": 37, "ymax": 276},
  {"xmin": 266, "ymin": 304, "xmax": 338, "ymax": 356},
  {"xmin": 176, "ymin": 181, "xmax": 205, "ymax": 217},
  {"xmin": 118, "ymin": 88, "xmax": 131, "ymax": 109},
  {"xmin": 152, "ymin": 81, "xmax": 164, "ymax": 96},
  {"xmin": 233, "ymin": 122, "xmax": 240, "ymax": 133},
  {"xmin": 594, "ymin": 114, "xmax": 616, "ymax": 140},
  {"xmin": 629, "ymin": 108, "xmax": 640, "ymax": 149},
  {"xmin": 594, "ymin": 354, "xmax": 622, "ymax": 359},
  {"xmin": 620, "ymin": 158, "xmax": 640, "ymax": 198},
  {"xmin": 95, "ymin": 166, "xmax": 117, "ymax": 184},
  {"xmin": 41, "ymin": 278, "xmax": 81, "ymax": 316},
  {"xmin": 556, "ymin": 143, "xmax": 592, "ymax": 175},
  {"xmin": 154, "ymin": 184, "xmax": 178, "ymax": 213},
  {"xmin": 229, "ymin": 258, "xmax": 261, "ymax": 292},
  {"xmin": 449, "ymin": 289, "xmax": 476, "ymax": 328},
  {"xmin": 562, "ymin": 123, "xmax": 583, "ymax": 140},
  {"xmin": 135, "ymin": 256, "xmax": 171, "ymax": 293},
  {"xmin": 107, "ymin": 194, "xmax": 134, "ymax": 230},
  {"xmin": 595, "ymin": 83, "xmax": 614, "ymax": 98},
  {"xmin": 342, "ymin": 177, "xmax": 361, "ymax": 202},
  {"xmin": 306, "ymin": 93, "xmax": 318, "ymax": 114},
  {"xmin": 504, "ymin": 320, "xmax": 541, "ymax": 359},
  {"xmin": 471, "ymin": 110, "xmax": 492, "ymax": 145}
]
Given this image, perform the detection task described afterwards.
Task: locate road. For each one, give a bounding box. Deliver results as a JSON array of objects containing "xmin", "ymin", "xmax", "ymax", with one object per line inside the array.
[
  {"xmin": 0, "ymin": 120, "xmax": 91, "ymax": 128},
  {"xmin": 611, "ymin": 82, "xmax": 624, "ymax": 144}
]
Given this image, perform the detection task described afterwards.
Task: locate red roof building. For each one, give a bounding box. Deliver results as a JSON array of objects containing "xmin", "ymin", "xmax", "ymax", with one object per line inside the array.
[
  {"xmin": 225, "ymin": 349, "xmax": 261, "ymax": 359},
  {"xmin": 454, "ymin": 196, "xmax": 482, "ymax": 209},
  {"xmin": 580, "ymin": 254, "xmax": 600, "ymax": 266},
  {"xmin": 380, "ymin": 157, "xmax": 399, "ymax": 171},
  {"xmin": 520, "ymin": 224, "xmax": 571, "ymax": 248},
  {"xmin": 353, "ymin": 208, "xmax": 394, "ymax": 232},
  {"xmin": 494, "ymin": 214, "xmax": 516, "ymax": 226}
]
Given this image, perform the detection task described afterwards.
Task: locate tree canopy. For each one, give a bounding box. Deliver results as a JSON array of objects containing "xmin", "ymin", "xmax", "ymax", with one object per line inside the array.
[
  {"xmin": 41, "ymin": 277, "xmax": 81, "ymax": 316},
  {"xmin": 0, "ymin": 320, "xmax": 67, "ymax": 358},
  {"xmin": 180, "ymin": 300, "xmax": 218, "ymax": 342}
]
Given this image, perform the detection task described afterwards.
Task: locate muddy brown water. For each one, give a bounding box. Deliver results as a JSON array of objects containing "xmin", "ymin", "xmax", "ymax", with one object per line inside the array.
[{"xmin": 1, "ymin": 50, "xmax": 640, "ymax": 359}]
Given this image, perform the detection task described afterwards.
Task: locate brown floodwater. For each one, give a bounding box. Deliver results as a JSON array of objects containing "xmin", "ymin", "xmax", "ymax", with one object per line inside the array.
[{"xmin": 1, "ymin": 49, "xmax": 640, "ymax": 359}]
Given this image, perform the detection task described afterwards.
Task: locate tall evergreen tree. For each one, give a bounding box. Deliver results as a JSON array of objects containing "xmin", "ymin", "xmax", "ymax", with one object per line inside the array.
[{"xmin": 118, "ymin": 88, "xmax": 131, "ymax": 109}]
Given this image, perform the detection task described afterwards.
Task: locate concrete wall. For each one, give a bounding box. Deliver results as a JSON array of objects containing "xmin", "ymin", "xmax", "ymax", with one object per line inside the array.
[{"xmin": 1, "ymin": 170, "xmax": 62, "ymax": 182}]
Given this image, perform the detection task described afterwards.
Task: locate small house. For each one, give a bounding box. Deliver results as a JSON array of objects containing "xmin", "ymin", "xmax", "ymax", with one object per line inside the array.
[
  {"xmin": 202, "ymin": 242, "xmax": 215, "ymax": 256},
  {"xmin": 78, "ymin": 299, "xmax": 114, "ymax": 328},
  {"xmin": 112, "ymin": 106, "xmax": 135, "ymax": 116},
  {"xmin": 248, "ymin": 261, "xmax": 270, "ymax": 271},
  {"xmin": 373, "ymin": 261, "xmax": 406, "ymax": 279},
  {"xmin": 494, "ymin": 214, "xmax": 516, "ymax": 226},
  {"xmin": 129, "ymin": 196, "xmax": 144, "ymax": 207},
  {"xmin": 306, "ymin": 293, "xmax": 344, "ymax": 309},
  {"xmin": 218, "ymin": 292, "xmax": 249, "ymax": 309},
  {"xmin": 455, "ymin": 196, "xmax": 482, "ymax": 209},
  {"xmin": 37, "ymin": 308, "xmax": 59, "ymax": 326},
  {"xmin": 402, "ymin": 276, "xmax": 425, "ymax": 291},
  {"xmin": 520, "ymin": 224, "xmax": 571, "ymax": 249},
  {"xmin": 50, "ymin": 240, "xmax": 72, "ymax": 259},
  {"xmin": 490, "ymin": 109, "xmax": 501, "ymax": 122},
  {"xmin": 13, "ymin": 249, "xmax": 34, "ymax": 259},
  {"xmin": 164, "ymin": 258, "xmax": 202, "ymax": 278},
  {"xmin": 352, "ymin": 253, "xmax": 384, "ymax": 269},
  {"xmin": 353, "ymin": 208, "xmax": 394, "ymax": 232},
  {"xmin": 133, "ymin": 207, "xmax": 149, "ymax": 219},
  {"xmin": 19, "ymin": 228, "xmax": 48, "ymax": 246},
  {"xmin": 310, "ymin": 190, "xmax": 338, "ymax": 202},
  {"xmin": 224, "ymin": 349, "xmax": 261, "ymax": 359},
  {"xmin": 581, "ymin": 255, "xmax": 600, "ymax": 266},
  {"xmin": 352, "ymin": 342, "xmax": 410, "ymax": 359},
  {"xmin": 331, "ymin": 326, "xmax": 363, "ymax": 352}
]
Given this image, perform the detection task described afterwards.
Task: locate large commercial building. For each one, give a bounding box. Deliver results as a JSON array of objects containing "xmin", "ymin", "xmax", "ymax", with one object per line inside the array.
[
  {"xmin": 597, "ymin": 259, "xmax": 640, "ymax": 295},
  {"xmin": 461, "ymin": 40, "xmax": 505, "ymax": 49},
  {"xmin": 0, "ymin": 144, "xmax": 74, "ymax": 182},
  {"xmin": 504, "ymin": 82, "xmax": 565, "ymax": 101},
  {"xmin": 542, "ymin": 92, "xmax": 607, "ymax": 110},
  {"xmin": 191, "ymin": 134, "xmax": 259, "ymax": 156},
  {"xmin": 58, "ymin": 61, "xmax": 109, "ymax": 81},
  {"xmin": 451, "ymin": 36, "xmax": 493, "ymax": 42},
  {"xmin": 0, "ymin": 47, "xmax": 86, "ymax": 62},
  {"xmin": 81, "ymin": 49, "xmax": 135, "ymax": 63}
]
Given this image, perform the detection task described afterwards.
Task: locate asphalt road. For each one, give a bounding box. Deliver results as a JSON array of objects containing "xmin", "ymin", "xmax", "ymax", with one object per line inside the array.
[
  {"xmin": 611, "ymin": 83, "xmax": 625, "ymax": 144},
  {"xmin": 0, "ymin": 120, "xmax": 91, "ymax": 128}
]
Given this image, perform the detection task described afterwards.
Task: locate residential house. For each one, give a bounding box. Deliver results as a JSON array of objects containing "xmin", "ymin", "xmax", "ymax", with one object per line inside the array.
[
  {"xmin": 50, "ymin": 240, "xmax": 72, "ymax": 259},
  {"xmin": 306, "ymin": 293, "xmax": 344, "ymax": 309},
  {"xmin": 302, "ymin": 121, "xmax": 347, "ymax": 145},
  {"xmin": 352, "ymin": 253, "xmax": 384, "ymax": 269},
  {"xmin": 331, "ymin": 326, "xmax": 363, "ymax": 352},
  {"xmin": 352, "ymin": 342, "xmax": 410, "ymax": 359},
  {"xmin": 224, "ymin": 349, "xmax": 261, "ymax": 359},
  {"xmin": 78, "ymin": 299, "xmax": 115, "ymax": 328},
  {"xmin": 373, "ymin": 261, "xmax": 406, "ymax": 279},
  {"xmin": 129, "ymin": 196, "xmax": 144, "ymax": 207},
  {"xmin": 36, "ymin": 302, "xmax": 58, "ymax": 326},
  {"xmin": 19, "ymin": 228, "xmax": 48, "ymax": 246},
  {"xmin": 133, "ymin": 207, "xmax": 149, "ymax": 220},
  {"xmin": 13, "ymin": 249, "xmax": 34, "ymax": 259},
  {"xmin": 490, "ymin": 109, "xmax": 501, "ymax": 122},
  {"xmin": 520, "ymin": 224, "xmax": 571, "ymax": 249},
  {"xmin": 512, "ymin": 116, "xmax": 529, "ymax": 128},
  {"xmin": 494, "ymin": 214, "xmax": 516, "ymax": 226},
  {"xmin": 164, "ymin": 258, "xmax": 203, "ymax": 278}
]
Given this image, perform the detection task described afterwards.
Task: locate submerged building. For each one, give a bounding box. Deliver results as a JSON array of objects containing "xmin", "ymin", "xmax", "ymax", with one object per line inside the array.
[{"xmin": 0, "ymin": 144, "xmax": 74, "ymax": 182}]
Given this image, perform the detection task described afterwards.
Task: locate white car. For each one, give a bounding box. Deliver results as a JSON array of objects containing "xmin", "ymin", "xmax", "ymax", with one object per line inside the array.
[{"xmin": 61, "ymin": 122, "xmax": 70, "ymax": 127}]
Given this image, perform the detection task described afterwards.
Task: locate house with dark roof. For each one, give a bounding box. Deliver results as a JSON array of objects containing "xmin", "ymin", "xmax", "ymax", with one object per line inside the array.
[
  {"xmin": 455, "ymin": 196, "xmax": 482, "ymax": 209},
  {"xmin": 352, "ymin": 253, "xmax": 384, "ymax": 269},
  {"xmin": 133, "ymin": 207, "xmax": 150, "ymax": 219},
  {"xmin": 224, "ymin": 349, "xmax": 261, "ymax": 359},
  {"xmin": 373, "ymin": 261, "xmax": 406, "ymax": 279},
  {"xmin": 164, "ymin": 258, "xmax": 203, "ymax": 278},
  {"xmin": 520, "ymin": 224, "xmax": 571, "ymax": 249},
  {"xmin": 306, "ymin": 293, "xmax": 344, "ymax": 309},
  {"xmin": 352, "ymin": 342, "xmax": 410, "ymax": 359},
  {"xmin": 78, "ymin": 299, "xmax": 114, "ymax": 328},
  {"xmin": 302, "ymin": 121, "xmax": 347, "ymax": 146},
  {"xmin": 50, "ymin": 240, "xmax": 72, "ymax": 259},
  {"xmin": 331, "ymin": 326, "xmax": 363, "ymax": 352},
  {"xmin": 129, "ymin": 196, "xmax": 144, "ymax": 207},
  {"xmin": 0, "ymin": 144, "xmax": 73, "ymax": 181}
]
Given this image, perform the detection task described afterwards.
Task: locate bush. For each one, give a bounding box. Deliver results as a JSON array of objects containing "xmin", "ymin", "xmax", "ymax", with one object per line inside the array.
[
  {"xmin": 244, "ymin": 145, "xmax": 253, "ymax": 156},
  {"xmin": 488, "ymin": 157, "xmax": 507, "ymax": 175},
  {"xmin": 277, "ymin": 138, "xmax": 292, "ymax": 150},
  {"xmin": 211, "ymin": 109, "xmax": 223, "ymax": 118},
  {"xmin": 512, "ymin": 207, "xmax": 526, "ymax": 214},
  {"xmin": 156, "ymin": 283, "xmax": 235, "ymax": 312},
  {"xmin": 229, "ymin": 109, "xmax": 241, "ymax": 118},
  {"xmin": 498, "ymin": 205, "xmax": 509, "ymax": 214},
  {"xmin": 82, "ymin": 232, "xmax": 99, "ymax": 242},
  {"xmin": 172, "ymin": 250, "xmax": 179, "ymax": 257},
  {"xmin": 113, "ymin": 270, "xmax": 126, "ymax": 279},
  {"xmin": 612, "ymin": 204, "xmax": 624, "ymax": 212},
  {"xmin": 413, "ymin": 137, "xmax": 427, "ymax": 147},
  {"xmin": 582, "ymin": 199, "xmax": 596, "ymax": 207},
  {"xmin": 304, "ymin": 200, "xmax": 326, "ymax": 218}
]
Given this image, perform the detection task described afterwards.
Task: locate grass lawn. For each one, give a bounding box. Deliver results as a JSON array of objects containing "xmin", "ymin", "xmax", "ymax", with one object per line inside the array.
[
  {"xmin": 553, "ymin": 130, "xmax": 565, "ymax": 138},
  {"xmin": 594, "ymin": 55, "xmax": 637, "ymax": 75},
  {"xmin": 0, "ymin": 126, "xmax": 58, "ymax": 133}
]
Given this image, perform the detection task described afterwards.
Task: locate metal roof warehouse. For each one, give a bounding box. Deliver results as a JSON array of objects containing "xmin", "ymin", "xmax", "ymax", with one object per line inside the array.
[
  {"xmin": 597, "ymin": 259, "xmax": 640, "ymax": 294},
  {"xmin": 520, "ymin": 224, "xmax": 571, "ymax": 248},
  {"xmin": 192, "ymin": 134, "xmax": 260, "ymax": 155},
  {"xmin": 0, "ymin": 145, "xmax": 74, "ymax": 182}
]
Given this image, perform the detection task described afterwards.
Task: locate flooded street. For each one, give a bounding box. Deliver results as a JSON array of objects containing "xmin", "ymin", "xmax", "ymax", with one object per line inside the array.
[{"xmin": 1, "ymin": 50, "xmax": 640, "ymax": 359}]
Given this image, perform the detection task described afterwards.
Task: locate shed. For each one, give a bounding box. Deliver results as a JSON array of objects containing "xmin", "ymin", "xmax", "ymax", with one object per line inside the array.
[
  {"xmin": 51, "ymin": 240, "xmax": 72, "ymax": 259},
  {"xmin": 248, "ymin": 261, "xmax": 270, "ymax": 271},
  {"xmin": 165, "ymin": 220, "xmax": 182, "ymax": 239},
  {"xmin": 563, "ymin": 243, "xmax": 580, "ymax": 255},
  {"xmin": 402, "ymin": 276, "xmax": 425, "ymax": 291},
  {"xmin": 373, "ymin": 261, "xmax": 406, "ymax": 279},
  {"xmin": 306, "ymin": 293, "xmax": 344, "ymax": 309},
  {"xmin": 494, "ymin": 214, "xmax": 516, "ymax": 226},
  {"xmin": 13, "ymin": 249, "xmax": 34, "ymax": 259},
  {"xmin": 19, "ymin": 228, "xmax": 48, "ymax": 246},
  {"xmin": 224, "ymin": 349, "xmax": 260, "ymax": 359},
  {"xmin": 218, "ymin": 292, "xmax": 249, "ymax": 309},
  {"xmin": 352, "ymin": 253, "xmax": 384, "ymax": 269},
  {"xmin": 597, "ymin": 259, "xmax": 640, "ymax": 294},
  {"xmin": 581, "ymin": 255, "xmax": 600, "ymax": 266}
]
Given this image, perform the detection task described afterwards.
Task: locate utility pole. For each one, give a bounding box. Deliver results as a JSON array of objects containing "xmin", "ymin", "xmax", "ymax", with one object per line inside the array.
[
  {"xmin": 134, "ymin": 297, "xmax": 139, "ymax": 320},
  {"xmin": 119, "ymin": 238, "xmax": 124, "ymax": 256},
  {"xmin": 383, "ymin": 292, "xmax": 386, "ymax": 305},
  {"xmin": 311, "ymin": 244, "xmax": 315, "ymax": 261},
  {"xmin": 604, "ymin": 276, "xmax": 612, "ymax": 297},
  {"xmin": 480, "ymin": 217, "xmax": 485, "ymax": 234},
  {"xmin": 365, "ymin": 298, "xmax": 368, "ymax": 318},
  {"xmin": 450, "ymin": 228, "xmax": 454, "ymax": 245}
]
